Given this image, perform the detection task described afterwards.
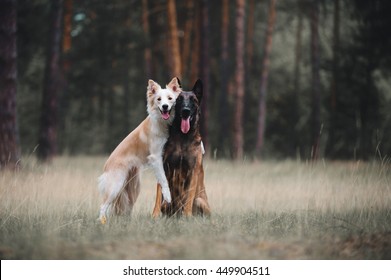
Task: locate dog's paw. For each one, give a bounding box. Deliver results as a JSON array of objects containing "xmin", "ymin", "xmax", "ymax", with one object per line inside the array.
[
  {"xmin": 100, "ymin": 215, "xmax": 107, "ymax": 225},
  {"xmin": 161, "ymin": 188, "xmax": 172, "ymax": 204},
  {"xmin": 151, "ymin": 211, "xmax": 160, "ymax": 219}
]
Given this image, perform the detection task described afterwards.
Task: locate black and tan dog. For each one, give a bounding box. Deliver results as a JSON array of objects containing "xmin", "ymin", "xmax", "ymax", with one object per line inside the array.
[{"xmin": 152, "ymin": 79, "xmax": 211, "ymax": 217}]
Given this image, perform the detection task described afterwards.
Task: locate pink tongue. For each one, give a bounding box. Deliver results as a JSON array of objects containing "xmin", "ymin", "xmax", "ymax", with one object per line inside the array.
[
  {"xmin": 161, "ymin": 112, "xmax": 170, "ymax": 120},
  {"xmin": 181, "ymin": 118, "xmax": 190, "ymax": 134}
]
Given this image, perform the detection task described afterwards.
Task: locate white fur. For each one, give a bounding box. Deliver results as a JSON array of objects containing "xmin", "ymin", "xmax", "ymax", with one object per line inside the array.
[
  {"xmin": 201, "ymin": 141, "xmax": 205, "ymax": 155},
  {"xmin": 98, "ymin": 78, "xmax": 180, "ymax": 224},
  {"xmin": 146, "ymin": 122, "xmax": 171, "ymax": 204},
  {"xmin": 98, "ymin": 170, "xmax": 128, "ymax": 219}
]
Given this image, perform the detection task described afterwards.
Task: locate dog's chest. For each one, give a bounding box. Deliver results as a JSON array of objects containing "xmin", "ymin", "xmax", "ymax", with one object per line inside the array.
[{"xmin": 164, "ymin": 141, "xmax": 197, "ymax": 172}]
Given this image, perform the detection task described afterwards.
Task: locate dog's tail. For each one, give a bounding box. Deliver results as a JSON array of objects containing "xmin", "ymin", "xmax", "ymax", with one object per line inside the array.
[
  {"xmin": 115, "ymin": 167, "xmax": 140, "ymax": 215},
  {"xmin": 98, "ymin": 167, "xmax": 140, "ymax": 221}
]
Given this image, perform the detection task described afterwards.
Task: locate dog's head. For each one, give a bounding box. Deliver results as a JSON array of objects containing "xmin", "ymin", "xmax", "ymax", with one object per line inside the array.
[
  {"xmin": 175, "ymin": 79, "xmax": 203, "ymax": 134},
  {"xmin": 147, "ymin": 77, "xmax": 181, "ymax": 122}
]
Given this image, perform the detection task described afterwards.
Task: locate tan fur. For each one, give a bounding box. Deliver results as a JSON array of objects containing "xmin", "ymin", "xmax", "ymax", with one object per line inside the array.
[
  {"xmin": 103, "ymin": 117, "xmax": 151, "ymax": 171},
  {"xmin": 98, "ymin": 78, "xmax": 180, "ymax": 224},
  {"xmin": 151, "ymin": 81, "xmax": 210, "ymax": 218},
  {"xmin": 152, "ymin": 152, "xmax": 210, "ymax": 218}
]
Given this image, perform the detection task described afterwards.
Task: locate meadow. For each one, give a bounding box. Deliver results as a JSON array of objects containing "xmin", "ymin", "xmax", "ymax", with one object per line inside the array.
[{"xmin": 0, "ymin": 156, "xmax": 390, "ymax": 259}]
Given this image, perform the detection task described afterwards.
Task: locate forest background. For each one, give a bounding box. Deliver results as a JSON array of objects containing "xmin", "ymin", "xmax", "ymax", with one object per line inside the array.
[{"xmin": 2, "ymin": 0, "xmax": 391, "ymax": 166}]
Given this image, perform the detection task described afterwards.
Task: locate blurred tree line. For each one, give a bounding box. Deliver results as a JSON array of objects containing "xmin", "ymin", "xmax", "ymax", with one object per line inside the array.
[{"xmin": 1, "ymin": 0, "xmax": 391, "ymax": 168}]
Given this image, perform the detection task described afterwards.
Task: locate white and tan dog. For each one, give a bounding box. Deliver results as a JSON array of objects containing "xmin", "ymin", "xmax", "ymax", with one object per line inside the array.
[{"xmin": 98, "ymin": 77, "xmax": 181, "ymax": 224}]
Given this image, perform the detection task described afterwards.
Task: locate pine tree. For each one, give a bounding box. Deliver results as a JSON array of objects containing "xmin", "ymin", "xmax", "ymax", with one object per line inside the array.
[
  {"xmin": 167, "ymin": 0, "xmax": 181, "ymax": 78},
  {"xmin": 0, "ymin": 0, "xmax": 20, "ymax": 170},
  {"xmin": 37, "ymin": 0, "xmax": 64, "ymax": 162},
  {"xmin": 309, "ymin": 0, "xmax": 321, "ymax": 160},
  {"xmin": 255, "ymin": 0, "xmax": 277, "ymax": 156},
  {"xmin": 233, "ymin": 0, "xmax": 246, "ymax": 160}
]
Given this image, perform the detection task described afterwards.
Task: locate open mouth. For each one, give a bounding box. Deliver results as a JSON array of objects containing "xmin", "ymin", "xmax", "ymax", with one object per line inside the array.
[
  {"xmin": 181, "ymin": 116, "xmax": 193, "ymax": 134},
  {"xmin": 180, "ymin": 107, "xmax": 192, "ymax": 134},
  {"xmin": 181, "ymin": 117, "xmax": 190, "ymax": 134},
  {"xmin": 159, "ymin": 108, "xmax": 171, "ymax": 120}
]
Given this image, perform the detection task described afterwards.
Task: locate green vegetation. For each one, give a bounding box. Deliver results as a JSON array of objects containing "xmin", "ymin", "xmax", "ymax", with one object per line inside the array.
[{"xmin": 0, "ymin": 157, "xmax": 389, "ymax": 259}]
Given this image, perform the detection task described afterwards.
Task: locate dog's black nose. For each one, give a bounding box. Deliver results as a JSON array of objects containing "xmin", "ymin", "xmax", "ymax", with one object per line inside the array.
[
  {"xmin": 162, "ymin": 104, "xmax": 168, "ymax": 111},
  {"xmin": 181, "ymin": 107, "xmax": 191, "ymax": 118}
]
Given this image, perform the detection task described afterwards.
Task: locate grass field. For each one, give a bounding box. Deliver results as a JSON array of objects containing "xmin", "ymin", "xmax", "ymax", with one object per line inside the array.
[{"xmin": 0, "ymin": 156, "xmax": 390, "ymax": 259}]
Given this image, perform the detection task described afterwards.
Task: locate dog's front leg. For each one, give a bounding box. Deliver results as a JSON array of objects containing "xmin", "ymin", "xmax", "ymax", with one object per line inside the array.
[
  {"xmin": 183, "ymin": 172, "xmax": 197, "ymax": 217},
  {"xmin": 152, "ymin": 183, "xmax": 162, "ymax": 218},
  {"xmin": 148, "ymin": 154, "xmax": 172, "ymax": 203}
]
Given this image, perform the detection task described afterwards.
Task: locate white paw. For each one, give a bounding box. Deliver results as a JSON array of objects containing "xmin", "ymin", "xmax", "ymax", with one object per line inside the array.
[
  {"xmin": 99, "ymin": 215, "xmax": 107, "ymax": 225},
  {"xmin": 161, "ymin": 187, "xmax": 172, "ymax": 204}
]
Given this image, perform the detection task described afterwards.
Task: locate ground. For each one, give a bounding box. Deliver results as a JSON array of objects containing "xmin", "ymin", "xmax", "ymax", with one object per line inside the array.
[{"xmin": 0, "ymin": 157, "xmax": 390, "ymax": 259}]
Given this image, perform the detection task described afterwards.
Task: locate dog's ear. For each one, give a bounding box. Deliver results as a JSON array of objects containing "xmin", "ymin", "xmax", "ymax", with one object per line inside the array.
[
  {"xmin": 192, "ymin": 79, "xmax": 203, "ymax": 103},
  {"xmin": 167, "ymin": 77, "xmax": 181, "ymax": 95},
  {"xmin": 147, "ymin": 79, "xmax": 161, "ymax": 96},
  {"xmin": 176, "ymin": 77, "xmax": 182, "ymax": 88}
]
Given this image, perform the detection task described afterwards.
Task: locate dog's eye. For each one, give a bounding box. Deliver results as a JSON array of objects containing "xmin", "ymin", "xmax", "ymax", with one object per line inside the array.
[
  {"xmin": 168, "ymin": 97, "xmax": 173, "ymax": 100},
  {"xmin": 157, "ymin": 97, "xmax": 161, "ymax": 101}
]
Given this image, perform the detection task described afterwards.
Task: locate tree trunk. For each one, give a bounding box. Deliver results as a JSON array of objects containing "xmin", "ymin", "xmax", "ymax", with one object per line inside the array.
[
  {"xmin": 246, "ymin": 0, "xmax": 255, "ymax": 72},
  {"xmin": 330, "ymin": 0, "xmax": 339, "ymax": 111},
  {"xmin": 293, "ymin": 1, "xmax": 303, "ymax": 157},
  {"xmin": 181, "ymin": 0, "xmax": 194, "ymax": 83},
  {"xmin": 37, "ymin": 0, "xmax": 64, "ymax": 162},
  {"xmin": 190, "ymin": 2, "xmax": 200, "ymax": 85},
  {"xmin": 255, "ymin": 0, "xmax": 277, "ymax": 156},
  {"xmin": 325, "ymin": 0, "xmax": 340, "ymax": 158},
  {"xmin": 62, "ymin": 0, "xmax": 72, "ymax": 71},
  {"xmin": 310, "ymin": 0, "xmax": 321, "ymax": 160},
  {"xmin": 167, "ymin": 0, "xmax": 181, "ymax": 78},
  {"xmin": 62, "ymin": 0, "xmax": 72, "ymax": 53},
  {"xmin": 294, "ymin": 4, "xmax": 303, "ymax": 95},
  {"xmin": 200, "ymin": 0, "xmax": 210, "ymax": 155},
  {"xmin": 0, "ymin": 0, "xmax": 20, "ymax": 170},
  {"xmin": 218, "ymin": 0, "xmax": 230, "ymax": 157},
  {"xmin": 233, "ymin": 0, "xmax": 246, "ymax": 160},
  {"xmin": 142, "ymin": 0, "xmax": 152, "ymax": 78}
]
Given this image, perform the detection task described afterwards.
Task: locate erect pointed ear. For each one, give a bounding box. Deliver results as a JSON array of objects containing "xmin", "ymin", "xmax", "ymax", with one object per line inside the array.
[
  {"xmin": 147, "ymin": 79, "xmax": 161, "ymax": 96},
  {"xmin": 166, "ymin": 77, "xmax": 182, "ymax": 96},
  {"xmin": 192, "ymin": 79, "xmax": 203, "ymax": 103},
  {"xmin": 176, "ymin": 77, "xmax": 182, "ymax": 88}
]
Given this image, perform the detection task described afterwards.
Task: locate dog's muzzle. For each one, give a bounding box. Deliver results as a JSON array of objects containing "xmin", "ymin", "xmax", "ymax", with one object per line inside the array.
[
  {"xmin": 181, "ymin": 107, "xmax": 191, "ymax": 119},
  {"xmin": 160, "ymin": 104, "xmax": 171, "ymax": 120},
  {"xmin": 180, "ymin": 107, "xmax": 191, "ymax": 134}
]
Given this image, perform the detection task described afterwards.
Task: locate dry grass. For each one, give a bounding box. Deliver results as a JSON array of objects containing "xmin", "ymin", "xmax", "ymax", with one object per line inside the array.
[{"xmin": 0, "ymin": 156, "xmax": 390, "ymax": 259}]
